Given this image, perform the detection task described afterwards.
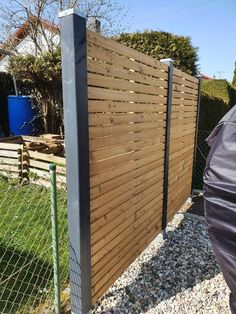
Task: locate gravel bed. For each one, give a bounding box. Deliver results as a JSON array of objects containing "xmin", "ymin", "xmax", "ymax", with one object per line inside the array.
[{"xmin": 92, "ymin": 213, "xmax": 230, "ymax": 314}]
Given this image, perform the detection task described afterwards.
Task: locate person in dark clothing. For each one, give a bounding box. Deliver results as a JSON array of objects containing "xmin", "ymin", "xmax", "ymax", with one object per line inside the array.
[{"xmin": 204, "ymin": 105, "xmax": 236, "ymax": 313}]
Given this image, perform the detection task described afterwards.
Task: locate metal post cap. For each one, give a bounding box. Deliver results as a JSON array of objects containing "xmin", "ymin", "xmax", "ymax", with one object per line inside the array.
[{"xmin": 49, "ymin": 163, "xmax": 56, "ymax": 171}]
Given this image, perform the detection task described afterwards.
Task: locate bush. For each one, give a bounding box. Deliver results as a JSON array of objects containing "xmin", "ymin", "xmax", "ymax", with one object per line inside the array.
[
  {"xmin": 0, "ymin": 72, "xmax": 15, "ymax": 135},
  {"xmin": 199, "ymin": 80, "xmax": 236, "ymax": 131},
  {"xmin": 115, "ymin": 31, "xmax": 198, "ymax": 75}
]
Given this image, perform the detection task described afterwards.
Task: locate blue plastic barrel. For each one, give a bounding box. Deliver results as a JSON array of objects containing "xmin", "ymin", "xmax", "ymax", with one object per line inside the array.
[{"xmin": 8, "ymin": 96, "xmax": 36, "ymax": 135}]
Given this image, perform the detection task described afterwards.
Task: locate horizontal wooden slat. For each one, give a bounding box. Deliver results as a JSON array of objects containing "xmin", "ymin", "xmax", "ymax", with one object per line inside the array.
[
  {"xmin": 88, "ymin": 86, "xmax": 167, "ymax": 104},
  {"xmin": 0, "ymin": 143, "xmax": 23, "ymax": 150},
  {"xmin": 89, "ymin": 120, "xmax": 165, "ymax": 138},
  {"xmin": 172, "ymin": 91, "xmax": 198, "ymax": 101},
  {"xmin": 0, "ymin": 157, "xmax": 20, "ymax": 165},
  {"xmin": 172, "ymin": 97, "xmax": 197, "ymax": 107},
  {"xmin": 0, "ymin": 150, "xmax": 20, "ymax": 158},
  {"xmin": 89, "ymin": 112, "xmax": 166, "ymax": 126},
  {"xmin": 27, "ymin": 151, "xmax": 66, "ymax": 165},
  {"xmin": 89, "ymin": 100, "xmax": 167, "ymax": 114},
  {"xmin": 171, "ymin": 104, "xmax": 197, "ymax": 112},
  {"xmin": 29, "ymin": 159, "xmax": 66, "ymax": 174}
]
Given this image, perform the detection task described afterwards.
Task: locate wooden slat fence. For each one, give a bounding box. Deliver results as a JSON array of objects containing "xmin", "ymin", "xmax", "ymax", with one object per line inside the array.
[
  {"xmin": 86, "ymin": 30, "xmax": 199, "ymax": 303},
  {"xmin": 60, "ymin": 14, "xmax": 200, "ymax": 312}
]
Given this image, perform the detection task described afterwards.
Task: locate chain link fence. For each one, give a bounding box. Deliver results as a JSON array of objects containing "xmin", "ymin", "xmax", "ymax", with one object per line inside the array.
[
  {"xmin": 0, "ymin": 168, "xmax": 69, "ymax": 313},
  {"xmin": 192, "ymin": 130, "xmax": 211, "ymax": 190}
]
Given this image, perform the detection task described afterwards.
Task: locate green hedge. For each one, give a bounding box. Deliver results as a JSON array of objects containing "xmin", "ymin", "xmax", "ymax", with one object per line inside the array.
[
  {"xmin": 115, "ymin": 31, "xmax": 198, "ymax": 75},
  {"xmin": 194, "ymin": 79, "xmax": 236, "ymax": 189},
  {"xmin": 199, "ymin": 80, "xmax": 236, "ymax": 131}
]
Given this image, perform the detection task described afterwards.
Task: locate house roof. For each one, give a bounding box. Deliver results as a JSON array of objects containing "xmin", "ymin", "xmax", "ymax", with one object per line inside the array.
[
  {"xmin": 199, "ymin": 73, "xmax": 214, "ymax": 81},
  {"xmin": 13, "ymin": 17, "xmax": 58, "ymax": 41},
  {"xmin": 0, "ymin": 16, "xmax": 59, "ymax": 58}
]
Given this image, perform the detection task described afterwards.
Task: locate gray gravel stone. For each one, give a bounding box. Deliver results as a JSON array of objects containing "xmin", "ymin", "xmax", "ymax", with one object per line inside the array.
[{"xmin": 92, "ymin": 213, "xmax": 230, "ymax": 313}]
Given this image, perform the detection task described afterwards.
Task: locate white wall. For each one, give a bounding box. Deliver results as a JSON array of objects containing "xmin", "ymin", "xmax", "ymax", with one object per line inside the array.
[{"xmin": 0, "ymin": 31, "xmax": 60, "ymax": 72}]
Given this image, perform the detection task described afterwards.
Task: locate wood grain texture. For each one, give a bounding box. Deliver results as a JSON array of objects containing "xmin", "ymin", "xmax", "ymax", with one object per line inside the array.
[{"xmin": 87, "ymin": 30, "xmax": 199, "ymax": 303}]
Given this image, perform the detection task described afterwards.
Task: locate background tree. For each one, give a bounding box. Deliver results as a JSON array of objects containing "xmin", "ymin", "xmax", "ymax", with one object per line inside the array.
[
  {"xmin": 8, "ymin": 49, "xmax": 62, "ymax": 134},
  {"xmin": 232, "ymin": 61, "xmax": 236, "ymax": 87},
  {"xmin": 115, "ymin": 30, "xmax": 199, "ymax": 75},
  {"xmin": 0, "ymin": 0, "xmax": 128, "ymax": 53}
]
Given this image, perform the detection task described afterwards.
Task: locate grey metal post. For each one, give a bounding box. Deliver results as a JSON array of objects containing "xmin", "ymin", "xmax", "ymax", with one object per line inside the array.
[
  {"xmin": 49, "ymin": 163, "xmax": 61, "ymax": 314},
  {"xmin": 160, "ymin": 58, "xmax": 174, "ymax": 239},
  {"xmin": 59, "ymin": 9, "xmax": 92, "ymax": 314},
  {"xmin": 191, "ymin": 77, "xmax": 202, "ymax": 194}
]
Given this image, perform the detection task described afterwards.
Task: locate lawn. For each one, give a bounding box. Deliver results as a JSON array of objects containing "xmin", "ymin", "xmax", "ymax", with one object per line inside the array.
[{"xmin": 0, "ymin": 177, "xmax": 69, "ymax": 313}]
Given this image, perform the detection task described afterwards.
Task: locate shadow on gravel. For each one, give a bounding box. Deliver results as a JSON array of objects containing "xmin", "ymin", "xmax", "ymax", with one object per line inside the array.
[
  {"xmin": 187, "ymin": 194, "xmax": 205, "ymax": 217},
  {"xmin": 103, "ymin": 216, "xmax": 220, "ymax": 314}
]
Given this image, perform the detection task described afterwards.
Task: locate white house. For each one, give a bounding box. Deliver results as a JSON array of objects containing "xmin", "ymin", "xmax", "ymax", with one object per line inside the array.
[{"xmin": 0, "ymin": 18, "xmax": 60, "ymax": 72}]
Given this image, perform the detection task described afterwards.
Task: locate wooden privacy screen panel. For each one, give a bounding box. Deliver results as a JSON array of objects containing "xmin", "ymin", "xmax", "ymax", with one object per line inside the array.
[
  {"xmin": 60, "ymin": 13, "xmax": 201, "ymax": 312},
  {"xmin": 167, "ymin": 68, "xmax": 199, "ymax": 222},
  {"xmin": 87, "ymin": 30, "xmax": 169, "ymax": 303}
]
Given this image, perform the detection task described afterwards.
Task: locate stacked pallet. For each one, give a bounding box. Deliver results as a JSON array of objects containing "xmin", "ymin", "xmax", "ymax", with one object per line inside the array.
[
  {"xmin": 0, "ymin": 142, "xmax": 26, "ymax": 180},
  {"xmin": 28, "ymin": 150, "xmax": 66, "ymax": 187},
  {"xmin": 0, "ymin": 135, "xmax": 66, "ymax": 186}
]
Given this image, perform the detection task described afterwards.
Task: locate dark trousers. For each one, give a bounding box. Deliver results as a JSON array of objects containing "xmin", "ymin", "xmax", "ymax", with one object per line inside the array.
[{"xmin": 206, "ymin": 203, "xmax": 236, "ymax": 314}]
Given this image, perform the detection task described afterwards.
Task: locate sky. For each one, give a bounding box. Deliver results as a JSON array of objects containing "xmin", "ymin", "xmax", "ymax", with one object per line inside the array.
[{"xmin": 118, "ymin": 0, "xmax": 236, "ymax": 82}]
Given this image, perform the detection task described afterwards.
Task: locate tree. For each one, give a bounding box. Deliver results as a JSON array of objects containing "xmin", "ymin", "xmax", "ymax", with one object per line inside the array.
[
  {"xmin": 115, "ymin": 31, "xmax": 199, "ymax": 75},
  {"xmin": 0, "ymin": 0, "xmax": 128, "ymax": 53},
  {"xmin": 9, "ymin": 49, "xmax": 62, "ymax": 133},
  {"xmin": 232, "ymin": 62, "xmax": 236, "ymax": 87}
]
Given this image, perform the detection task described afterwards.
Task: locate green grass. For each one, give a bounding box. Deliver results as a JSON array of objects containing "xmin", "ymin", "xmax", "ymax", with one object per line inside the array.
[{"xmin": 0, "ymin": 177, "xmax": 69, "ymax": 313}]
